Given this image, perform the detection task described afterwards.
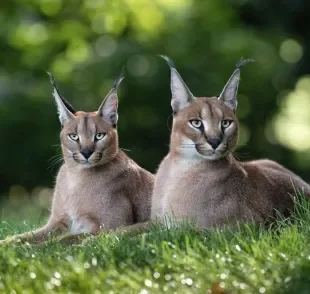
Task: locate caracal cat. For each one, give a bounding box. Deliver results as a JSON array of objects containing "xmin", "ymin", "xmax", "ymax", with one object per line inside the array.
[
  {"xmin": 151, "ymin": 57, "xmax": 310, "ymax": 228},
  {"xmin": 1, "ymin": 72, "xmax": 154, "ymax": 244}
]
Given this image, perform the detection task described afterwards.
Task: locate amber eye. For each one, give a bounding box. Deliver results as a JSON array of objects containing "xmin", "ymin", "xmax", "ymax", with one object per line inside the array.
[
  {"xmin": 221, "ymin": 120, "xmax": 231, "ymax": 128},
  {"xmin": 69, "ymin": 133, "xmax": 79, "ymax": 141},
  {"xmin": 95, "ymin": 133, "xmax": 105, "ymax": 140},
  {"xmin": 190, "ymin": 120, "xmax": 202, "ymax": 128}
]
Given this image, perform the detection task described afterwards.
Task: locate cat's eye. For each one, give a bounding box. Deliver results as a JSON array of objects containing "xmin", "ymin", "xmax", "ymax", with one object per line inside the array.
[
  {"xmin": 190, "ymin": 120, "xmax": 202, "ymax": 129},
  {"xmin": 69, "ymin": 133, "xmax": 79, "ymax": 141},
  {"xmin": 95, "ymin": 133, "xmax": 105, "ymax": 140},
  {"xmin": 221, "ymin": 120, "xmax": 232, "ymax": 128}
]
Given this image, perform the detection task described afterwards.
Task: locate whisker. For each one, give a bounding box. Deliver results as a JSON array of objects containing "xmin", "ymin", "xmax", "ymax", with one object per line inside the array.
[
  {"xmin": 166, "ymin": 114, "xmax": 173, "ymax": 131},
  {"xmin": 233, "ymin": 151, "xmax": 251, "ymax": 160},
  {"xmin": 120, "ymin": 147, "xmax": 131, "ymax": 152},
  {"xmin": 179, "ymin": 143, "xmax": 206, "ymax": 147},
  {"xmin": 48, "ymin": 152, "xmax": 73, "ymax": 170},
  {"xmin": 48, "ymin": 154, "xmax": 62, "ymax": 162},
  {"xmin": 48, "ymin": 157, "xmax": 64, "ymax": 170}
]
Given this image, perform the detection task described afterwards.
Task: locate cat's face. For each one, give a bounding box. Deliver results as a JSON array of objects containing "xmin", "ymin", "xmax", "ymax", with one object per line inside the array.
[
  {"xmin": 49, "ymin": 72, "xmax": 123, "ymax": 168},
  {"xmin": 162, "ymin": 56, "xmax": 251, "ymax": 161},
  {"xmin": 171, "ymin": 98, "xmax": 238, "ymax": 161},
  {"xmin": 61, "ymin": 112, "xmax": 118, "ymax": 167}
]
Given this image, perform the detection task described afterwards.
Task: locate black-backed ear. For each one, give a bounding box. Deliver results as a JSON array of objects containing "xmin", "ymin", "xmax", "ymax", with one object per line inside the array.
[
  {"xmin": 218, "ymin": 58, "xmax": 255, "ymax": 112},
  {"xmin": 97, "ymin": 70, "xmax": 124, "ymax": 127},
  {"xmin": 47, "ymin": 72, "xmax": 76, "ymax": 125},
  {"xmin": 160, "ymin": 55, "xmax": 195, "ymax": 113}
]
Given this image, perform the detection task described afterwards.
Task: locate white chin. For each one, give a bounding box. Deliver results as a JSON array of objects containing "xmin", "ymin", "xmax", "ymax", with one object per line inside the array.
[
  {"xmin": 79, "ymin": 161, "xmax": 95, "ymax": 168},
  {"xmin": 198, "ymin": 152, "xmax": 223, "ymax": 161}
]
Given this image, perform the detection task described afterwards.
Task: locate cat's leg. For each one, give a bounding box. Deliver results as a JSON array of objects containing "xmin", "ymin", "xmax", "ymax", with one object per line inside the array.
[
  {"xmin": 57, "ymin": 232, "xmax": 94, "ymax": 245},
  {"xmin": 0, "ymin": 218, "xmax": 68, "ymax": 245},
  {"xmin": 58, "ymin": 221, "xmax": 151, "ymax": 245},
  {"xmin": 57, "ymin": 217, "xmax": 100, "ymax": 245},
  {"xmin": 115, "ymin": 221, "xmax": 150, "ymax": 234}
]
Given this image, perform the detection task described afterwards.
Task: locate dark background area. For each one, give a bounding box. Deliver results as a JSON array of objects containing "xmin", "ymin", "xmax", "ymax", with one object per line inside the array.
[{"xmin": 1, "ymin": 0, "xmax": 310, "ymax": 203}]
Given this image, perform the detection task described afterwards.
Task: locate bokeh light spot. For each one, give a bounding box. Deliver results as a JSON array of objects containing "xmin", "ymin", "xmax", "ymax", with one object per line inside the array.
[
  {"xmin": 91, "ymin": 15, "xmax": 106, "ymax": 34},
  {"xmin": 279, "ymin": 39, "xmax": 303, "ymax": 63},
  {"xmin": 238, "ymin": 123, "xmax": 250, "ymax": 147},
  {"xmin": 38, "ymin": 188, "xmax": 53, "ymax": 208},
  {"xmin": 273, "ymin": 77, "xmax": 310, "ymax": 151},
  {"xmin": 253, "ymin": 40, "xmax": 277, "ymax": 70},
  {"xmin": 83, "ymin": 0, "xmax": 104, "ymax": 9},
  {"xmin": 127, "ymin": 55, "xmax": 150, "ymax": 77},
  {"xmin": 9, "ymin": 23, "xmax": 48, "ymax": 48},
  {"xmin": 94, "ymin": 35, "xmax": 117, "ymax": 58},
  {"xmin": 9, "ymin": 185, "xmax": 29, "ymax": 206},
  {"xmin": 237, "ymin": 95, "xmax": 251, "ymax": 119},
  {"xmin": 40, "ymin": 0, "xmax": 62, "ymax": 16},
  {"xmin": 104, "ymin": 13, "xmax": 127, "ymax": 35},
  {"xmin": 156, "ymin": 0, "xmax": 192, "ymax": 10},
  {"xmin": 51, "ymin": 55, "xmax": 73, "ymax": 80},
  {"xmin": 66, "ymin": 39, "xmax": 91, "ymax": 64},
  {"xmin": 25, "ymin": 24, "xmax": 48, "ymax": 45}
]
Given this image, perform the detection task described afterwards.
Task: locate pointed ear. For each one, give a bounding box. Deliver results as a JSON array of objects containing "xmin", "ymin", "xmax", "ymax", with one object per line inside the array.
[
  {"xmin": 218, "ymin": 58, "xmax": 255, "ymax": 112},
  {"xmin": 97, "ymin": 70, "xmax": 124, "ymax": 127},
  {"xmin": 47, "ymin": 72, "xmax": 76, "ymax": 125},
  {"xmin": 160, "ymin": 55, "xmax": 195, "ymax": 113}
]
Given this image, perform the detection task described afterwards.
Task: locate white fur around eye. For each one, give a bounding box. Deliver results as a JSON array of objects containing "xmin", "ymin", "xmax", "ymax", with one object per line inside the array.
[
  {"xmin": 189, "ymin": 120, "xmax": 202, "ymax": 129},
  {"xmin": 95, "ymin": 133, "xmax": 105, "ymax": 140},
  {"xmin": 221, "ymin": 120, "xmax": 232, "ymax": 129},
  {"xmin": 69, "ymin": 133, "xmax": 79, "ymax": 141}
]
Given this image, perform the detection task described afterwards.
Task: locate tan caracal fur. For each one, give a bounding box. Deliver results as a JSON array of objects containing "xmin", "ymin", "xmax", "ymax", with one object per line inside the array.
[
  {"xmin": 1, "ymin": 72, "xmax": 154, "ymax": 244},
  {"xmin": 151, "ymin": 56, "xmax": 310, "ymax": 229}
]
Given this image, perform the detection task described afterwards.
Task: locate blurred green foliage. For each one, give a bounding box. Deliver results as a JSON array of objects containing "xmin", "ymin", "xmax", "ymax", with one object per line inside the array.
[{"xmin": 1, "ymin": 0, "xmax": 310, "ymax": 200}]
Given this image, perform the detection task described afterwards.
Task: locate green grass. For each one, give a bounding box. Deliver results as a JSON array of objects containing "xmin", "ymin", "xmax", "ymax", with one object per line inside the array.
[{"xmin": 1, "ymin": 197, "xmax": 310, "ymax": 294}]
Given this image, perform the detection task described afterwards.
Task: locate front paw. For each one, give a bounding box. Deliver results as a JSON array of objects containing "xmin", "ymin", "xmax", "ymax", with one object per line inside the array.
[
  {"xmin": 58, "ymin": 233, "xmax": 91, "ymax": 245},
  {"xmin": 0, "ymin": 236, "xmax": 18, "ymax": 245}
]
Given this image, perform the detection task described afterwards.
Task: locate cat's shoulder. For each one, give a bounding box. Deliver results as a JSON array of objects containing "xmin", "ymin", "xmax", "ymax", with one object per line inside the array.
[
  {"xmin": 241, "ymin": 158, "xmax": 302, "ymax": 182},
  {"xmin": 116, "ymin": 150, "xmax": 153, "ymax": 178},
  {"xmin": 56, "ymin": 163, "xmax": 68, "ymax": 177},
  {"xmin": 243, "ymin": 159, "xmax": 288, "ymax": 173}
]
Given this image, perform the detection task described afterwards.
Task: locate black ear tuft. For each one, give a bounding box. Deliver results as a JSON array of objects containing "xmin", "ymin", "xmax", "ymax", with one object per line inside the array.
[
  {"xmin": 159, "ymin": 55, "xmax": 195, "ymax": 112},
  {"xmin": 97, "ymin": 69, "xmax": 124, "ymax": 126},
  {"xmin": 235, "ymin": 58, "xmax": 255, "ymax": 70},
  {"xmin": 159, "ymin": 55, "xmax": 177, "ymax": 70},
  {"xmin": 46, "ymin": 72, "xmax": 76, "ymax": 114},
  {"xmin": 218, "ymin": 58, "xmax": 254, "ymax": 112},
  {"xmin": 112, "ymin": 67, "xmax": 125, "ymax": 91}
]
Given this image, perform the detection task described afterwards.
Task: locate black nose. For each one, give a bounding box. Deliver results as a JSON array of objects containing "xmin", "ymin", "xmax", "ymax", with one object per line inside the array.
[
  {"xmin": 80, "ymin": 149, "xmax": 93, "ymax": 159},
  {"xmin": 207, "ymin": 137, "xmax": 222, "ymax": 150}
]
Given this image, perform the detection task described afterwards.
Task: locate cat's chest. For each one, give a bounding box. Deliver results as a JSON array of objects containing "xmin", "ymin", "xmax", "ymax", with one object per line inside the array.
[
  {"xmin": 63, "ymin": 174, "xmax": 112, "ymax": 217},
  {"xmin": 166, "ymin": 159, "xmax": 213, "ymax": 190},
  {"xmin": 57, "ymin": 167, "xmax": 133, "ymax": 231},
  {"xmin": 65, "ymin": 172, "xmax": 111, "ymax": 198},
  {"xmin": 68, "ymin": 217, "xmax": 92, "ymax": 234},
  {"xmin": 159, "ymin": 160, "xmax": 218, "ymax": 211}
]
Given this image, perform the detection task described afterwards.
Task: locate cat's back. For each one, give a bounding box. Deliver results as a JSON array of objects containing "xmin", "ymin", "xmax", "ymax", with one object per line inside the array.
[
  {"xmin": 242, "ymin": 158, "xmax": 310, "ymax": 191},
  {"xmin": 152, "ymin": 155, "xmax": 310, "ymax": 226},
  {"xmin": 117, "ymin": 151, "xmax": 154, "ymax": 197},
  {"xmin": 241, "ymin": 158, "xmax": 310, "ymax": 205}
]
